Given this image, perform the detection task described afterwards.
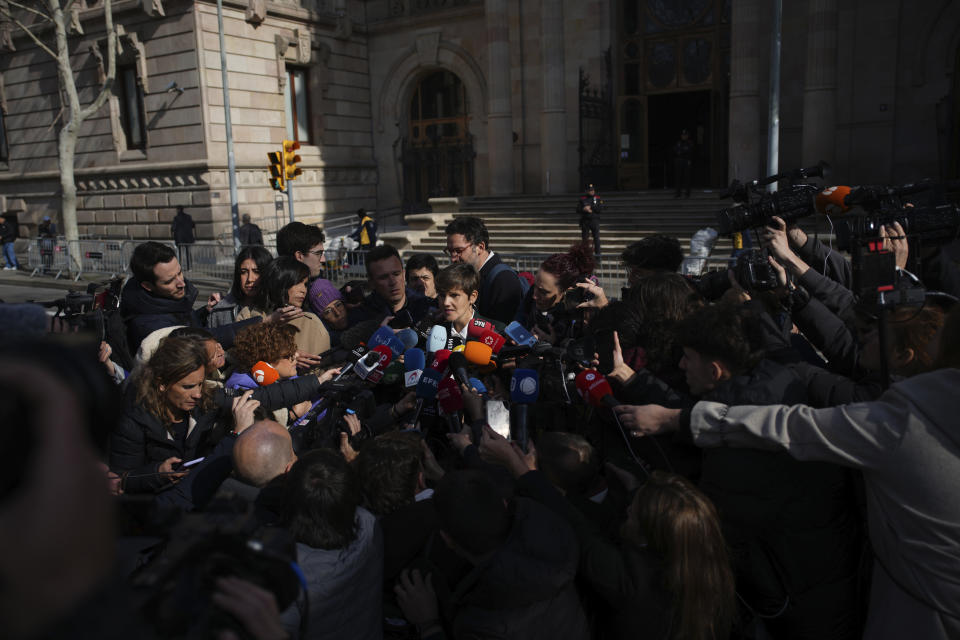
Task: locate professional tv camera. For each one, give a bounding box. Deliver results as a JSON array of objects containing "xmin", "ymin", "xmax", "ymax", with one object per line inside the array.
[{"xmin": 716, "ymin": 162, "xmax": 829, "ymax": 235}]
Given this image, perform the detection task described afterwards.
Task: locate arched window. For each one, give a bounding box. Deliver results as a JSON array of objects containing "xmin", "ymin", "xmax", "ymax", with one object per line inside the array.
[{"xmin": 402, "ymin": 71, "xmax": 474, "ymax": 210}]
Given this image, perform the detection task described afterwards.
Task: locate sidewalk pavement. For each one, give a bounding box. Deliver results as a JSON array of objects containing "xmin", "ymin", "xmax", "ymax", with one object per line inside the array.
[{"xmin": 0, "ymin": 268, "xmax": 231, "ymax": 296}]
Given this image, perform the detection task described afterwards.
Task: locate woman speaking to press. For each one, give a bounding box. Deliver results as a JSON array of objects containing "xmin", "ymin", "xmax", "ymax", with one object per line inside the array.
[{"xmin": 109, "ymin": 335, "xmax": 329, "ymax": 494}]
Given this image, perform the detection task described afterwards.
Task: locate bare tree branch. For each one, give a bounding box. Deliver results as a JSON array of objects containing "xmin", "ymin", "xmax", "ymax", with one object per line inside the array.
[
  {"xmin": 4, "ymin": 0, "xmax": 51, "ymax": 23},
  {"xmin": 2, "ymin": 12, "xmax": 56, "ymax": 58}
]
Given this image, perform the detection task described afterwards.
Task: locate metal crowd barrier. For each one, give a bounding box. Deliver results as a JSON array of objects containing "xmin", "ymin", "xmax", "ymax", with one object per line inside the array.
[{"xmin": 28, "ymin": 236, "xmax": 72, "ymax": 279}]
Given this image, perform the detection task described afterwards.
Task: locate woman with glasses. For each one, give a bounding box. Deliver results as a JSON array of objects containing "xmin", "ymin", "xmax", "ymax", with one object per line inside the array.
[
  {"xmin": 237, "ymin": 256, "xmax": 331, "ymax": 368},
  {"xmin": 208, "ymin": 246, "xmax": 274, "ymax": 329},
  {"xmin": 307, "ymin": 278, "xmax": 349, "ymax": 347}
]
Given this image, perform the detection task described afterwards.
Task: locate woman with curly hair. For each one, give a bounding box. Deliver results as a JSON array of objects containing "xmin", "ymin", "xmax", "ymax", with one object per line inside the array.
[
  {"xmin": 237, "ymin": 256, "xmax": 331, "ymax": 368},
  {"xmin": 226, "ymin": 323, "xmax": 313, "ymax": 425}
]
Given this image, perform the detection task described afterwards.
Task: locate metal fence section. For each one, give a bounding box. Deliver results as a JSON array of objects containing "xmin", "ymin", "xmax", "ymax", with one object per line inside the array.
[{"xmin": 27, "ymin": 236, "xmax": 72, "ymax": 279}]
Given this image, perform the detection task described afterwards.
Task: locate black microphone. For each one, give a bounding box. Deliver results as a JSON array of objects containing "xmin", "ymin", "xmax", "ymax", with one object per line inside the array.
[
  {"xmin": 448, "ymin": 351, "xmax": 471, "ymax": 388},
  {"xmin": 334, "ymin": 348, "xmax": 377, "ymax": 382}
]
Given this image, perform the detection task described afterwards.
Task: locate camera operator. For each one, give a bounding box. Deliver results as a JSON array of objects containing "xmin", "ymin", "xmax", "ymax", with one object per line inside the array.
[{"xmin": 621, "ymin": 303, "xmax": 960, "ymax": 640}]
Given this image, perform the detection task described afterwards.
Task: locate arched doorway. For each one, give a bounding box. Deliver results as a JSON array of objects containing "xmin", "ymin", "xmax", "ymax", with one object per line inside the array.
[{"xmin": 402, "ymin": 70, "xmax": 475, "ymax": 211}]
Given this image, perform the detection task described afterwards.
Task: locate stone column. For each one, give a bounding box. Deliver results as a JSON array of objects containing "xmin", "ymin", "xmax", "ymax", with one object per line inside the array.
[
  {"xmin": 801, "ymin": 0, "xmax": 838, "ymax": 167},
  {"xmin": 540, "ymin": 0, "xmax": 567, "ymax": 194},
  {"xmin": 728, "ymin": 0, "xmax": 762, "ymax": 181},
  {"xmin": 485, "ymin": 0, "xmax": 514, "ymax": 194}
]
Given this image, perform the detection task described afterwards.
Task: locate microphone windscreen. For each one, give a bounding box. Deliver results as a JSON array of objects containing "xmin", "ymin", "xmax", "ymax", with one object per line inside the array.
[
  {"xmin": 464, "ymin": 341, "xmax": 493, "ymax": 366},
  {"xmin": 449, "ymin": 351, "xmax": 469, "ymax": 378},
  {"xmin": 815, "ymin": 186, "xmax": 852, "ymax": 215},
  {"xmin": 437, "ymin": 377, "xmax": 464, "ymax": 414},
  {"xmin": 427, "ymin": 325, "xmax": 448, "ymax": 354},
  {"xmin": 574, "ymin": 369, "xmax": 614, "ymax": 407},
  {"xmin": 452, "ymin": 344, "xmax": 465, "ymax": 352},
  {"xmin": 251, "ymin": 361, "xmax": 279, "ymax": 386},
  {"xmin": 416, "ymin": 367, "xmax": 443, "ymax": 401},
  {"xmin": 468, "ymin": 377, "xmax": 488, "ymax": 395},
  {"xmin": 405, "ymin": 348, "xmax": 426, "ymax": 372},
  {"xmin": 509, "ymin": 369, "xmax": 539, "ymax": 403},
  {"xmin": 382, "ymin": 360, "xmax": 403, "ymax": 385},
  {"xmin": 369, "ymin": 326, "xmax": 405, "ymax": 357},
  {"xmin": 430, "ymin": 349, "xmax": 451, "ymax": 372},
  {"xmin": 396, "ymin": 328, "xmax": 419, "ymax": 350}
]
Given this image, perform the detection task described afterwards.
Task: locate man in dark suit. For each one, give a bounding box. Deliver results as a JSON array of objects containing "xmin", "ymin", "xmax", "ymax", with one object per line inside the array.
[{"xmin": 444, "ymin": 216, "xmax": 523, "ymax": 325}]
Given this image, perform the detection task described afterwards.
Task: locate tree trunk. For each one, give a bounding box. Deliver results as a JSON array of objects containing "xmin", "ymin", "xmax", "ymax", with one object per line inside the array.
[{"xmin": 58, "ymin": 122, "xmax": 81, "ymax": 274}]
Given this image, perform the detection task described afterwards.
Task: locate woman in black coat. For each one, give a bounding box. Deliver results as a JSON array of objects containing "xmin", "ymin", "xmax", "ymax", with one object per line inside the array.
[{"xmin": 109, "ymin": 335, "xmax": 327, "ymax": 493}]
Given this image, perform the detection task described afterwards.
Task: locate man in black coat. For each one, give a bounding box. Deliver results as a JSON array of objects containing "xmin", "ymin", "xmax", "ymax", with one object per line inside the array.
[
  {"xmin": 170, "ymin": 206, "xmax": 195, "ymax": 270},
  {"xmin": 444, "ymin": 216, "xmax": 524, "ymax": 325},
  {"xmin": 119, "ymin": 241, "xmax": 267, "ymax": 353},
  {"xmin": 238, "ymin": 214, "xmax": 263, "ymax": 246},
  {"xmin": 348, "ymin": 244, "xmax": 435, "ymax": 327},
  {"xmin": 577, "ymin": 183, "xmax": 602, "ymax": 256}
]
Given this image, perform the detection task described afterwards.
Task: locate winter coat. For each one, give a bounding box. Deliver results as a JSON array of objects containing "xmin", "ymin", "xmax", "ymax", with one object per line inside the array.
[
  {"xmin": 281, "ymin": 507, "xmax": 384, "ymax": 640},
  {"xmin": 477, "ymin": 254, "xmax": 525, "ymax": 326},
  {"xmin": 120, "ymin": 277, "xmax": 258, "ymax": 353},
  {"xmin": 171, "ymin": 211, "xmax": 195, "ymax": 244},
  {"xmin": 687, "ymin": 368, "xmax": 960, "ymax": 639},
  {"xmin": 448, "ymin": 498, "xmax": 591, "ymax": 640},
  {"xmin": 109, "ymin": 375, "xmax": 322, "ymax": 494},
  {"xmin": 236, "ymin": 306, "xmax": 331, "ymax": 357}
]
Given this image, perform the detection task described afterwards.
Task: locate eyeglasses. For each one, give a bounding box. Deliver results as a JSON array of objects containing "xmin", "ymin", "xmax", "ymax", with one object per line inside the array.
[
  {"xmin": 321, "ymin": 300, "xmax": 345, "ymax": 317},
  {"xmin": 308, "ymin": 249, "xmax": 325, "ymax": 257},
  {"xmin": 444, "ymin": 243, "xmax": 473, "ymax": 257}
]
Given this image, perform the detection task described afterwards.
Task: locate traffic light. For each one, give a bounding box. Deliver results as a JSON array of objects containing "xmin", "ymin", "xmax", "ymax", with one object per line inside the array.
[
  {"xmin": 283, "ymin": 139, "xmax": 302, "ymax": 181},
  {"xmin": 267, "ymin": 151, "xmax": 285, "ymax": 191}
]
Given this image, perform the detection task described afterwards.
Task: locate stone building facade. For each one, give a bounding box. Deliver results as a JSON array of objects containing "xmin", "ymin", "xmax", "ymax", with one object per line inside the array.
[{"xmin": 0, "ymin": 0, "xmax": 957, "ymax": 240}]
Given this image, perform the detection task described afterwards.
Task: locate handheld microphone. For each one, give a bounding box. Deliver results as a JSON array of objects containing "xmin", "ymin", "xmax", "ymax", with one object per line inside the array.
[
  {"xmin": 368, "ymin": 326, "xmax": 406, "ymax": 357},
  {"xmin": 356, "ymin": 345, "xmax": 393, "ymax": 383},
  {"xmin": 815, "ymin": 186, "xmax": 853, "ymax": 216},
  {"xmin": 396, "ymin": 328, "xmax": 420, "ymax": 351},
  {"xmin": 407, "ymin": 367, "xmax": 443, "ymax": 428},
  {"xmin": 448, "ymin": 351, "xmax": 471, "ymax": 388},
  {"xmin": 251, "ymin": 361, "xmax": 279, "ymax": 385},
  {"xmin": 426, "ymin": 325, "xmax": 448, "ymax": 355},
  {"xmin": 468, "ymin": 377, "xmax": 487, "ymax": 395},
  {"xmin": 437, "ymin": 376, "xmax": 464, "ymax": 433},
  {"xmin": 509, "ymin": 369, "xmax": 539, "ymax": 452},
  {"xmin": 467, "ymin": 324, "xmax": 506, "ymax": 354},
  {"xmin": 382, "ymin": 360, "xmax": 403, "ymax": 385},
  {"xmin": 574, "ymin": 369, "xmax": 620, "ymax": 408},
  {"xmin": 464, "ymin": 341, "xmax": 493, "ymax": 366},
  {"xmin": 332, "ymin": 345, "xmax": 372, "ymax": 381},
  {"xmin": 404, "ymin": 347, "xmax": 426, "ymax": 388},
  {"xmin": 452, "ymin": 344, "xmax": 466, "ymax": 353},
  {"xmin": 430, "ymin": 348, "xmax": 451, "ymax": 375}
]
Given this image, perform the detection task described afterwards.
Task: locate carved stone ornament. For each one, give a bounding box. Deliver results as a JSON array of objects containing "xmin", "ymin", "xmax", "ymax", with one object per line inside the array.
[
  {"xmin": 245, "ymin": 0, "xmax": 266, "ymax": 26},
  {"xmin": 297, "ymin": 29, "xmax": 311, "ymax": 63},
  {"xmin": 416, "ymin": 32, "xmax": 441, "ymax": 66}
]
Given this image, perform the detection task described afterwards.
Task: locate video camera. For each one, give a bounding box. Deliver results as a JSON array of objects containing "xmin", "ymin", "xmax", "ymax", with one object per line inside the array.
[{"xmin": 717, "ymin": 162, "xmax": 829, "ymax": 235}]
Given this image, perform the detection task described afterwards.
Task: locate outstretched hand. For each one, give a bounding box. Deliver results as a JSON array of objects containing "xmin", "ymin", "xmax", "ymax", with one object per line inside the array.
[
  {"xmin": 611, "ymin": 404, "xmax": 682, "ymax": 436},
  {"xmin": 574, "ymin": 280, "xmax": 609, "ymax": 310}
]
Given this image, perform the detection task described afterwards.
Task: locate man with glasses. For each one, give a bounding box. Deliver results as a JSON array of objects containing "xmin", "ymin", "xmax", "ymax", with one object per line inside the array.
[
  {"xmin": 277, "ymin": 221, "xmax": 326, "ymax": 280},
  {"xmin": 444, "ymin": 216, "xmax": 524, "ymax": 325}
]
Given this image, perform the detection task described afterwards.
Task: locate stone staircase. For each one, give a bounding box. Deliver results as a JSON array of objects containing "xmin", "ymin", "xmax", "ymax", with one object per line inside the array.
[{"xmin": 389, "ymin": 190, "xmax": 736, "ymax": 259}]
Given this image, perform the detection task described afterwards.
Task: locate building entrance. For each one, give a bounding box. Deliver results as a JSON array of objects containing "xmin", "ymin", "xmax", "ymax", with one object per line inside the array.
[{"xmin": 647, "ymin": 90, "xmax": 711, "ymax": 189}]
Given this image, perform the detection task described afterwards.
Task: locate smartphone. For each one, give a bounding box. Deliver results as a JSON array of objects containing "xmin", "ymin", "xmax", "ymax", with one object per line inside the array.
[
  {"xmin": 505, "ymin": 321, "xmax": 537, "ymax": 347},
  {"xmin": 595, "ymin": 328, "xmax": 615, "ymax": 375},
  {"xmin": 175, "ymin": 457, "xmax": 205, "ymax": 470},
  {"xmin": 486, "ymin": 400, "xmax": 510, "ymax": 439}
]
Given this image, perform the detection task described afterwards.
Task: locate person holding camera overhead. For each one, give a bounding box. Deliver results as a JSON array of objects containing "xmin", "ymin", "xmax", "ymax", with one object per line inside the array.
[{"xmin": 518, "ymin": 242, "xmax": 602, "ymax": 345}]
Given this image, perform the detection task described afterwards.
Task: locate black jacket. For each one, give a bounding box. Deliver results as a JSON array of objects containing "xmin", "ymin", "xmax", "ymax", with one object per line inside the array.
[
  {"xmin": 120, "ymin": 277, "xmax": 258, "ymax": 353},
  {"xmin": 478, "ymin": 254, "xmax": 525, "ymax": 325},
  {"xmin": 238, "ymin": 222, "xmax": 263, "ymax": 246},
  {"xmin": 171, "ymin": 211, "xmax": 195, "ymax": 244},
  {"xmin": 448, "ymin": 497, "xmax": 592, "ymax": 640},
  {"xmin": 110, "ymin": 376, "xmax": 323, "ymax": 494},
  {"xmin": 348, "ymin": 287, "xmax": 436, "ymax": 327},
  {"xmin": 0, "ymin": 220, "xmax": 16, "ymax": 244}
]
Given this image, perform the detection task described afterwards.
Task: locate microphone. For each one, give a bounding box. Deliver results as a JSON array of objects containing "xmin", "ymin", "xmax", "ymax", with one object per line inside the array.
[
  {"xmin": 815, "ymin": 186, "xmax": 853, "ymax": 216},
  {"xmin": 430, "ymin": 348, "xmax": 451, "ymax": 375},
  {"xmin": 368, "ymin": 326, "xmax": 406, "ymax": 358},
  {"xmin": 464, "ymin": 341, "xmax": 493, "ymax": 367},
  {"xmin": 396, "ymin": 328, "xmax": 420, "ymax": 351},
  {"xmin": 509, "ymin": 369, "xmax": 539, "ymax": 452},
  {"xmin": 407, "ymin": 367, "xmax": 444, "ymax": 428},
  {"xmin": 467, "ymin": 324, "xmax": 506, "ymax": 354},
  {"xmin": 332, "ymin": 346, "xmax": 372, "ymax": 381},
  {"xmin": 452, "ymin": 344, "xmax": 466, "ymax": 353},
  {"xmin": 437, "ymin": 376, "xmax": 464, "ymax": 433},
  {"xmin": 468, "ymin": 377, "xmax": 487, "ymax": 395},
  {"xmin": 505, "ymin": 320, "xmax": 537, "ymax": 347},
  {"xmin": 356, "ymin": 345, "xmax": 393, "ymax": 383},
  {"xmin": 574, "ymin": 369, "xmax": 619, "ymax": 408},
  {"xmin": 251, "ymin": 361, "xmax": 279, "ymax": 385},
  {"xmin": 404, "ymin": 347, "xmax": 426, "ymax": 388},
  {"xmin": 426, "ymin": 325, "xmax": 448, "ymax": 355},
  {"xmin": 382, "ymin": 360, "xmax": 403, "ymax": 385},
  {"xmin": 448, "ymin": 351, "xmax": 471, "ymax": 388}
]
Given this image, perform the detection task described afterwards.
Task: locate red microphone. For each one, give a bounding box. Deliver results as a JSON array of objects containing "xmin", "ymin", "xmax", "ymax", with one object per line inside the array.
[
  {"xmin": 574, "ymin": 369, "xmax": 619, "ymax": 408},
  {"xmin": 437, "ymin": 376, "xmax": 464, "ymax": 433},
  {"xmin": 251, "ymin": 361, "xmax": 279, "ymax": 386},
  {"xmin": 430, "ymin": 348, "xmax": 451, "ymax": 374},
  {"xmin": 815, "ymin": 186, "xmax": 853, "ymax": 216},
  {"xmin": 467, "ymin": 323, "xmax": 506, "ymax": 354}
]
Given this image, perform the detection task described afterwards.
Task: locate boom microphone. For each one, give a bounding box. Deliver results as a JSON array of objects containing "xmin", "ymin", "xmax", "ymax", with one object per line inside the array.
[{"xmin": 815, "ymin": 186, "xmax": 853, "ymax": 216}]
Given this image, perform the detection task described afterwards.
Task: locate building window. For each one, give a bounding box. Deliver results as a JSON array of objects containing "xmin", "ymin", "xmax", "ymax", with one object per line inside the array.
[
  {"xmin": 118, "ymin": 66, "xmax": 147, "ymax": 150},
  {"xmin": 0, "ymin": 110, "xmax": 8, "ymax": 162},
  {"xmin": 284, "ymin": 67, "xmax": 311, "ymax": 143}
]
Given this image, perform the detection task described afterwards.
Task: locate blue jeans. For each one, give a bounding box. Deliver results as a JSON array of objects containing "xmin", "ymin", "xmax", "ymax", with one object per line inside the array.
[{"xmin": 3, "ymin": 242, "xmax": 17, "ymax": 268}]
